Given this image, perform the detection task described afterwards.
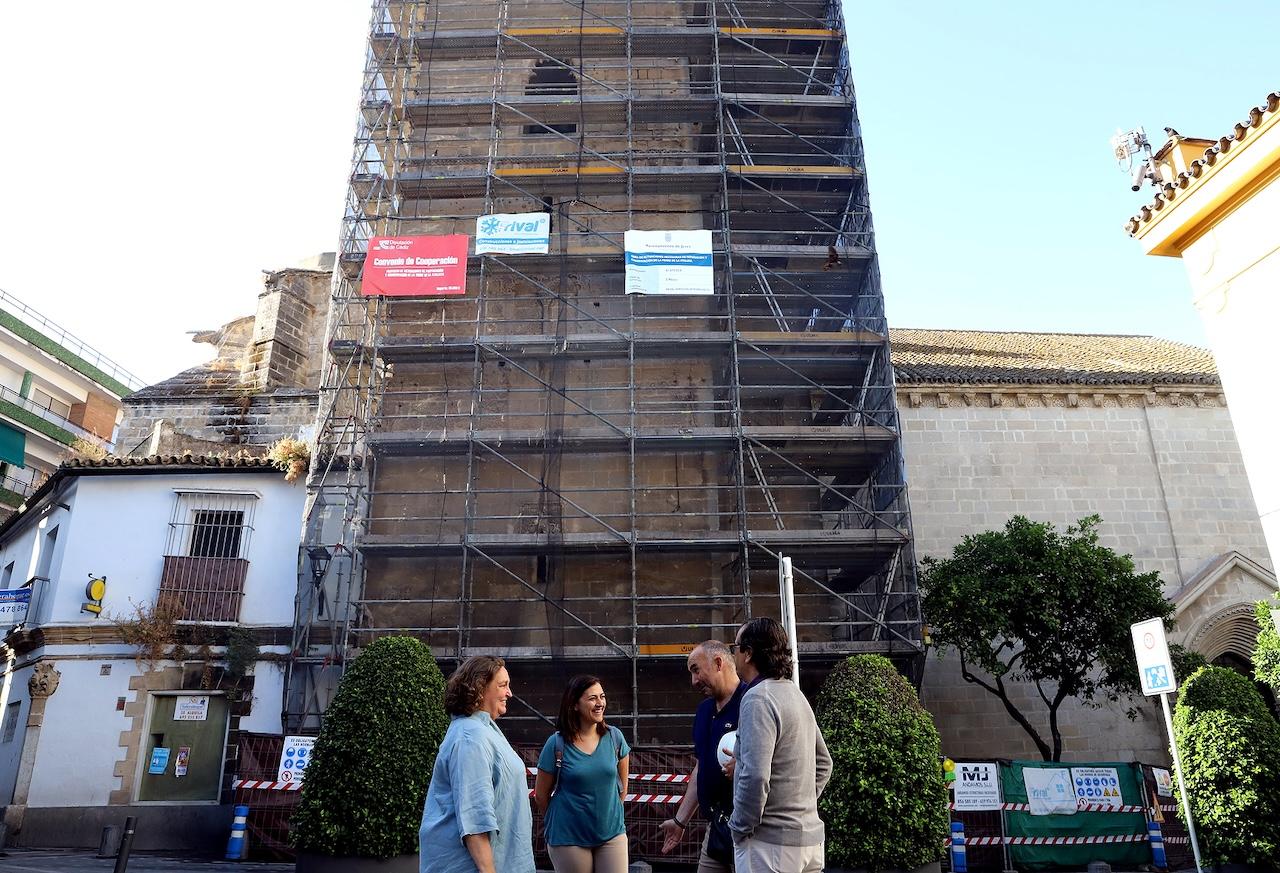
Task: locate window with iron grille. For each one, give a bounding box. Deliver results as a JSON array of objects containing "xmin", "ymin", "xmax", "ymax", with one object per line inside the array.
[{"xmin": 161, "ymin": 491, "xmax": 257, "ymax": 621}]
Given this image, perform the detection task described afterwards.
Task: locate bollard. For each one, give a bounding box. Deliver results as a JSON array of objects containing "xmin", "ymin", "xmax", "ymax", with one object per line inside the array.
[
  {"xmin": 225, "ymin": 804, "xmax": 250, "ymax": 861},
  {"xmin": 112, "ymin": 816, "xmax": 137, "ymax": 873},
  {"xmin": 98, "ymin": 824, "xmax": 122, "ymax": 858},
  {"xmin": 950, "ymin": 821, "xmax": 967, "ymax": 873},
  {"xmin": 1147, "ymin": 819, "xmax": 1168, "ymax": 870}
]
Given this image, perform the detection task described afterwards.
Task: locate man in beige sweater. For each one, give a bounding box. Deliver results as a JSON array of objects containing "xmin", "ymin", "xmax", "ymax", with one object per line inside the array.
[{"xmin": 728, "ymin": 617, "xmax": 832, "ymax": 873}]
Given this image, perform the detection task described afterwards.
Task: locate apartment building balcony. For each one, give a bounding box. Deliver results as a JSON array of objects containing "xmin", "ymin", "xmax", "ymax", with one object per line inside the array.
[{"xmin": 0, "ymin": 383, "xmax": 114, "ymax": 451}]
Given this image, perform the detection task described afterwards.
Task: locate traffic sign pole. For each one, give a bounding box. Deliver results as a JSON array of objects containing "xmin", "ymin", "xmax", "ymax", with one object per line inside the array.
[{"xmin": 1159, "ymin": 691, "xmax": 1202, "ymax": 873}]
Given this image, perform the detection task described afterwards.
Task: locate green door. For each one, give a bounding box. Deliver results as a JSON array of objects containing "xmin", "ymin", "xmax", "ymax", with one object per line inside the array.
[{"xmin": 138, "ymin": 694, "xmax": 229, "ymax": 802}]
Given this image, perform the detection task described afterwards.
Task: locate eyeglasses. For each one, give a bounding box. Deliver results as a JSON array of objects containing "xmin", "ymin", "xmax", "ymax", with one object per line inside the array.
[{"xmin": 727, "ymin": 643, "xmax": 748, "ymax": 652}]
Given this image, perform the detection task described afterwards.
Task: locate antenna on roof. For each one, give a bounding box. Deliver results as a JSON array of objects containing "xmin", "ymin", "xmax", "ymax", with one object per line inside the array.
[{"xmin": 1110, "ymin": 127, "xmax": 1161, "ymax": 192}]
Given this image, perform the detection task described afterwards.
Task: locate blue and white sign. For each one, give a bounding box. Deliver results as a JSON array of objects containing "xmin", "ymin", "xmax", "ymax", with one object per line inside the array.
[
  {"xmin": 624, "ymin": 229, "xmax": 713, "ymax": 296},
  {"xmin": 278, "ymin": 735, "xmax": 317, "ymax": 784},
  {"xmin": 1023, "ymin": 767, "xmax": 1075, "ymax": 816},
  {"xmin": 1070, "ymin": 766, "xmax": 1122, "ymax": 807},
  {"xmin": 0, "ymin": 589, "xmax": 30, "ymax": 626},
  {"xmin": 1131, "ymin": 617, "xmax": 1177, "ymax": 696},
  {"xmin": 148, "ymin": 747, "xmax": 170, "ymax": 775},
  {"xmin": 475, "ymin": 212, "xmax": 550, "ymax": 255}
]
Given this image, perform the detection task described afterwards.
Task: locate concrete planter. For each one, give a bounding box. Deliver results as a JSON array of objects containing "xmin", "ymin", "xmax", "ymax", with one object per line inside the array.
[
  {"xmin": 295, "ymin": 852, "xmax": 418, "ymax": 873},
  {"xmin": 829, "ymin": 863, "xmax": 941, "ymax": 873}
]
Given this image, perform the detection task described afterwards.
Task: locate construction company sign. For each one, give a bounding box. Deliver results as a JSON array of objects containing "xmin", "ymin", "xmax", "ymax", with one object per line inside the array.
[
  {"xmin": 953, "ymin": 762, "xmax": 1001, "ymax": 811},
  {"xmin": 624, "ymin": 229, "xmax": 714, "ymax": 295},
  {"xmin": 361, "ymin": 235, "xmax": 468, "ymax": 296},
  {"xmin": 475, "ymin": 212, "xmax": 550, "ymax": 254}
]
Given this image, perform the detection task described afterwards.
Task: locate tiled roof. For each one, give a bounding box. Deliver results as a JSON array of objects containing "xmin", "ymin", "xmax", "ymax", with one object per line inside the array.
[
  {"xmin": 1125, "ymin": 90, "xmax": 1280, "ymax": 235},
  {"xmin": 889, "ymin": 329, "xmax": 1218, "ymax": 386},
  {"xmin": 62, "ymin": 454, "xmax": 277, "ymax": 471},
  {"xmin": 124, "ymin": 363, "xmax": 241, "ymax": 401}
]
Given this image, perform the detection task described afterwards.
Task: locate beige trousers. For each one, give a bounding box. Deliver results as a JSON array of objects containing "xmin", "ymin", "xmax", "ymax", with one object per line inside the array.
[
  {"xmin": 547, "ymin": 833, "xmax": 628, "ymax": 873},
  {"xmin": 732, "ymin": 835, "xmax": 823, "ymax": 873}
]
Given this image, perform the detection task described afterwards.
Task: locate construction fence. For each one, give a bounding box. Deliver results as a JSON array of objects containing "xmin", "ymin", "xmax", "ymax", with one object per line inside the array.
[{"xmin": 233, "ymin": 735, "xmax": 1190, "ymax": 870}]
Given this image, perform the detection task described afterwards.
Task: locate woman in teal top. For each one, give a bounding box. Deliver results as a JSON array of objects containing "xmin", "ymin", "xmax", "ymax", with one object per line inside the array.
[{"xmin": 534, "ymin": 675, "xmax": 631, "ymax": 873}]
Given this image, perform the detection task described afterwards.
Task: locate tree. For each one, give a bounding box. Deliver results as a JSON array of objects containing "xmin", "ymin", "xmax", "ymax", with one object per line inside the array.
[
  {"xmin": 816, "ymin": 655, "xmax": 948, "ymax": 871},
  {"xmin": 1255, "ymin": 595, "xmax": 1280, "ymax": 694},
  {"xmin": 292, "ymin": 636, "xmax": 448, "ymax": 859},
  {"xmin": 1172, "ymin": 665, "xmax": 1280, "ymax": 866},
  {"xmin": 921, "ymin": 515, "xmax": 1174, "ymax": 761}
]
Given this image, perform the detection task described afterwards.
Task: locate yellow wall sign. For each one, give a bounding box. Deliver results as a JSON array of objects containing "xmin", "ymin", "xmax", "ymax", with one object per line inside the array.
[{"xmin": 82, "ymin": 575, "xmax": 107, "ymax": 616}]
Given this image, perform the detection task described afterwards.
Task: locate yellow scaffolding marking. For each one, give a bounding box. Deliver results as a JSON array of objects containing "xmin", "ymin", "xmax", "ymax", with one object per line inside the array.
[
  {"xmin": 637, "ymin": 643, "xmax": 697, "ymax": 656},
  {"xmin": 496, "ymin": 166, "xmax": 625, "ymax": 177},
  {"xmin": 506, "ymin": 26, "xmax": 624, "ymax": 36},
  {"xmin": 728, "ymin": 164, "xmax": 857, "ymax": 176},
  {"xmin": 718, "ymin": 26, "xmax": 839, "ymax": 37}
]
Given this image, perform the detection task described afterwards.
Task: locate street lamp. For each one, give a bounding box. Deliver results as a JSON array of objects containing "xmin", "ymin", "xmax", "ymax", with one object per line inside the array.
[{"xmin": 308, "ymin": 546, "xmax": 332, "ymax": 617}]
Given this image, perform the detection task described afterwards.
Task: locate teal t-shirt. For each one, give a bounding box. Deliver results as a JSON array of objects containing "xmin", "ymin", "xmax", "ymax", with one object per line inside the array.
[{"xmin": 537, "ymin": 727, "xmax": 630, "ymax": 847}]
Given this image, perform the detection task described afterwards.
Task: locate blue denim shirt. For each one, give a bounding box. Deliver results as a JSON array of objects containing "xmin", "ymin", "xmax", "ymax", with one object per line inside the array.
[{"xmin": 420, "ymin": 712, "xmax": 534, "ymax": 873}]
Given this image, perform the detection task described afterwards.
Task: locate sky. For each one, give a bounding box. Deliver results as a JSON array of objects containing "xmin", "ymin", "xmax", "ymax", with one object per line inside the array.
[{"xmin": 0, "ymin": 2, "xmax": 1276, "ymax": 385}]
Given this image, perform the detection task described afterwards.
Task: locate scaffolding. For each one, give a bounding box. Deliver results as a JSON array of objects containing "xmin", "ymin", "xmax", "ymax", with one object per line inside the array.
[{"xmin": 286, "ymin": 0, "xmax": 923, "ymax": 740}]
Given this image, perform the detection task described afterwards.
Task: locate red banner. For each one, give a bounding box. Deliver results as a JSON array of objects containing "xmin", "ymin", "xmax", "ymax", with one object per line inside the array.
[{"xmin": 360, "ymin": 235, "xmax": 468, "ymax": 297}]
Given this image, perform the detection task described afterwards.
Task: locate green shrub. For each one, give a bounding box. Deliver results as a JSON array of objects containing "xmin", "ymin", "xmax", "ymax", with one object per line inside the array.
[
  {"xmin": 1172, "ymin": 665, "xmax": 1280, "ymax": 866},
  {"xmin": 816, "ymin": 655, "xmax": 948, "ymax": 871},
  {"xmin": 292, "ymin": 637, "xmax": 448, "ymax": 859},
  {"xmin": 1255, "ymin": 596, "xmax": 1280, "ymax": 693}
]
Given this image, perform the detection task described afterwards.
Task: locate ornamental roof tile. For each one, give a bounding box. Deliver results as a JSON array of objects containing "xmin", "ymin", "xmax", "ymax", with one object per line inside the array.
[
  {"xmin": 889, "ymin": 328, "xmax": 1218, "ymax": 386},
  {"xmin": 1125, "ymin": 89, "xmax": 1280, "ymax": 235}
]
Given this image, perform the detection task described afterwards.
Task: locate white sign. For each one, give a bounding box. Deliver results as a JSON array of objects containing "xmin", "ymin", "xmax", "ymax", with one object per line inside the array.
[
  {"xmin": 953, "ymin": 762, "xmax": 1001, "ymax": 811},
  {"xmin": 0, "ymin": 589, "xmax": 30, "ymax": 625},
  {"xmin": 624, "ymin": 229, "xmax": 713, "ymax": 296},
  {"xmin": 1070, "ymin": 766, "xmax": 1122, "ymax": 807},
  {"xmin": 475, "ymin": 212, "xmax": 550, "ymax": 255},
  {"xmin": 1023, "ymin": 768, "xmax": 1076, "ymax": 816},
  {"xmin": 1153, "ymin": 767, "xmax": 1174, "ymax": 797},
  {"xmin": 1131, "ymin": 617, "xmax": 1177, "ymax": 696},
  {"xmin": 174, "ymin": 695, "xmax": 209, "ymax": 721},
  {"xmin": 278, "ymin": 735, "xmax": 317, "ymax": 784}
]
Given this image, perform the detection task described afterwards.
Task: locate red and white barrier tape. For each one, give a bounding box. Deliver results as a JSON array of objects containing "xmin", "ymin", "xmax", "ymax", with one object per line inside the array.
[
  {"xmin": 946, "ymin": 834, "xmax": 1148, "ymax": 847},
  {"xmin": 525, "ymin": 788, "xmax": 679, "ymax": 804},
  {"xmin": 524, "ymin": 767, "xmax": 688, "ymax": 784},
  {"xmin": 949, "ymin": 801, "xmax": 1153, "ymax": 814},
  {"xmin": 234, "ymin": 779, "xmax": 301, "ymax": 791}
]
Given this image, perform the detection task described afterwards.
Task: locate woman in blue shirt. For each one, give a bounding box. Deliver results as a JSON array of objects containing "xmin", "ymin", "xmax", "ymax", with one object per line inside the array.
[
  {"xmin": 534, "ymin": 675, "xmax": 631, "ymax": 873},
  {"xmin": 420, "ymin": 655, "xmax": 535, "ymax": 873}
]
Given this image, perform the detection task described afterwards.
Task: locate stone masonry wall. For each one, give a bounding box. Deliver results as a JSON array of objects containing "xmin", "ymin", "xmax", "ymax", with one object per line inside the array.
[{"xmin": 901, "ymin": 388, "xmax": 1272, "ymax": 762}]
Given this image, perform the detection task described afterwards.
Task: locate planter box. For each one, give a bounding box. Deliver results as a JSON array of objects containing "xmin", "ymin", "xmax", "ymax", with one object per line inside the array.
[{"xmin": 296, "ymin": 852, "xmax": 417, "ymax": 873}]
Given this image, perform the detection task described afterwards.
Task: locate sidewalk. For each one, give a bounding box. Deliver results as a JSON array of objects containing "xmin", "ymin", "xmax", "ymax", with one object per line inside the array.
[{"xmin": 0, "ymin": 850, "xmax": 293, "ymax": 872}]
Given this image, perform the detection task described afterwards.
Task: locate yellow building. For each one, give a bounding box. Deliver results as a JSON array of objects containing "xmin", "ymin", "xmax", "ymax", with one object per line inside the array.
[{"xmin": 1126, "ymin": 89, "xmax": 1280, "ymax": 569}]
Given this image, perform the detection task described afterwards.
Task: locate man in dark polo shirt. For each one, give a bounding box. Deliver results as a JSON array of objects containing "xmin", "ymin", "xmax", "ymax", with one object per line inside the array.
[{"xmin": 660, "ymin": 639, "xmax": 747, "ymax": 872}]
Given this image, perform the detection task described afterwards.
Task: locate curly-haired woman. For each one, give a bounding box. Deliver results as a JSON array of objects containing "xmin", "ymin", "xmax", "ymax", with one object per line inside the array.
[
  {"xmin": 533, "ymin": 675, "xmax": 630, "ymax": 873},
  {"xmin": 420, "ymin": 656, "xmax": 534, "ymax": 873}
]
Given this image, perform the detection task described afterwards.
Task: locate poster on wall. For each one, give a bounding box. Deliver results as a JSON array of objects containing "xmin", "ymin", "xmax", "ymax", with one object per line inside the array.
[
  {"xmin": 174, "ymin": 695, "xmax": 209, "ymax": 721},
  {"xmin": 1023, "ymin": 767, "xmax": 1076, "ymax": 815},
  {"xmin": 953, "ymin": 762, "xmax": 1001, "ymax": 810},
  {"xmin": 148, "ymin": 747, "xmax": 170, "ymax": 775},
  {"xmin": 1070, "ymin": 766, "xmax": 1122, "ymax": 807},
  {"xmin": 278, "ymin": 735, "xmax": 317, "ymax": 783},
  {"xmin": 1152, "ymin": 767, "xmax": 1174, "ymax": 797},
  {"xmin": 174, "ymin": 746, "xmax": 191, "ymax": 778},
  {"xmin": 624, "ymin": 229, "xmax": 713, "ymax": 296},
  {"xmin": 475, "ymin": 212, "xmax": 551, "ymax": 254},
  {"xmin": 361, "ymin": 235, "xmax": 469, "ymax": 297}
]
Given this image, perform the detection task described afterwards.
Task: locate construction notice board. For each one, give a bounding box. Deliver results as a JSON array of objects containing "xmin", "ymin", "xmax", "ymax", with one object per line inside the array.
[
  {"xmin": 361, "ymin": 235, "xmax": 468, "ymax": 297},
  {"xmin": 1001, "ymin": 760, "xmax": 1148, "ymax": 871},
  {"xmin": 624, "ymin": 229, "xmax": 713, "ymax": 295}
]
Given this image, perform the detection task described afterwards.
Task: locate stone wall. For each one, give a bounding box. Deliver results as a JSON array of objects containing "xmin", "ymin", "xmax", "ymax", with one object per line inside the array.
[{"xmin": 901, "ymin": 386, "xmax": 1273, "ymax": 762}]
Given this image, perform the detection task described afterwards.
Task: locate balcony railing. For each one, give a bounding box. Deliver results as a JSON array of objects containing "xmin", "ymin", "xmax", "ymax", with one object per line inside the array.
[
  {"xmin": 158, "ymin": 556, "xmax": 249, "ymax": 622},
  {"xmin": 0, "ymin": 383, "xmax": 113, "ymax": 449},
  {"xmin": 0, "ymin": 288, "xmax": 145, "ymax": 392}
]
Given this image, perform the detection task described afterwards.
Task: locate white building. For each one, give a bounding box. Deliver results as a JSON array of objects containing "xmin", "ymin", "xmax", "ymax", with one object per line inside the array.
[
  {"xmin": 0, "ymin": 455, "xmax": 303, "ymax": 851},
  {"xmin": 0, "ymin": 289, "xmax": 143, "ymax": 509}
]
